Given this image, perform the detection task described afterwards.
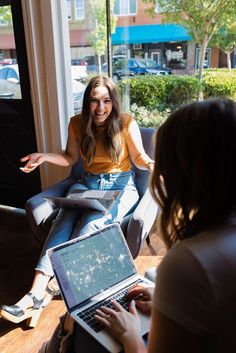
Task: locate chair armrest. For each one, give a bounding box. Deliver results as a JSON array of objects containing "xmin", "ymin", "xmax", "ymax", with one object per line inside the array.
[
  {"xmin": 144, "ymin": 266, "xmax": 157, "ymax": 282},
  {"xmin": 125, "ymin": 188, "xmax": 158, "ymax": 259},
  {"xmin": 25, "ymin": 176, "xmax": 76, "ymax": 244}
]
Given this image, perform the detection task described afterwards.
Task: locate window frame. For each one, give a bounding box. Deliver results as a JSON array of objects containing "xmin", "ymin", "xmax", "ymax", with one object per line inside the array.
[{"xmin": 22, "ymin": 0, "xmax": 73, "ymax": 188}]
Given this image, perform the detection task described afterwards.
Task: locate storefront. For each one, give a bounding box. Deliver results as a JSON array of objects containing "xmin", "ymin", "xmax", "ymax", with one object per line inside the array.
[{"xmin": 111, "ymin": 23, "xmax": 192, "ymax": 70}]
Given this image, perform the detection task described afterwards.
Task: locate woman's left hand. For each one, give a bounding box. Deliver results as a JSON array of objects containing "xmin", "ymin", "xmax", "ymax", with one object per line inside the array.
[{"xmin": 95, "ymin": 300, "xmax": 141, "ymax": 345}]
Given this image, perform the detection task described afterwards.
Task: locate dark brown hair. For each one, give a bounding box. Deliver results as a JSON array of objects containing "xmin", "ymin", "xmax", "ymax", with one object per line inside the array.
[
  {"xmin": 79, "ymin": 75, "xmax": 123, "ymax": 165},
  {"xmin": 150, "ymin": 98, "xmax": 236, "ymax": 248}
]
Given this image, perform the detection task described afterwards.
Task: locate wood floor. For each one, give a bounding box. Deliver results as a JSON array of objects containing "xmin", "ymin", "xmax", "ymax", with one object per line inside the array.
[{"xmin": 0, "ymin": 205, "xmax": 166, "ymax": 353}]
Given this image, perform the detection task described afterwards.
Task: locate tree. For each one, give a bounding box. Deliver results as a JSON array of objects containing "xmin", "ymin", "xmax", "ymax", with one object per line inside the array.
[
  {"xmin": 143, "ymin": 0, "xmax": 236, "ymax": 83},
  {"xmin": 0, "ymin": 5, "xmax": 12, "ymax": 24},
  {"xmin": 89, "ymin": 0, "xmax": 117, "ymax": 74},
  {"xmin": 210, "ymin": 19, "xmax": 236, "ymax": 72}
]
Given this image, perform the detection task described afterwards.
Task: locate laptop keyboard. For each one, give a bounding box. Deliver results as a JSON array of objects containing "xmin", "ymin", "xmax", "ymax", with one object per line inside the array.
[
  {"xmin": 67, "ymin": 193, "xmax": 113, "ymax": 210},
  {"xmin": 77, "ymin": 279, "xmax": 144, "ymax": 332},
  {"xmin": 97, "ymin": 198, "xmax": 113, "ymax": 209}
]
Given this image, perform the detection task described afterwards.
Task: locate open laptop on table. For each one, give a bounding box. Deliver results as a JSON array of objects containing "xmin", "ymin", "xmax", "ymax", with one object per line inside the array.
[
  {"xmin": 47, "ymin": 222, "xmax": 154, "ymax": 353},
  {"xmin": 44, "ymin": 190, "xmax": 122, "ymax": 214}
]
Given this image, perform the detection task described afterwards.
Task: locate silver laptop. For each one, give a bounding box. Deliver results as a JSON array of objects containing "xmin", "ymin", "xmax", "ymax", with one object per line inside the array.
[
  {"xmin": 47, "ymin": 223, "xmax": 154, "ymax": 353},
  {"xmin": 44, "ymin": 190, "xmax": 122, "ymax": 214}
]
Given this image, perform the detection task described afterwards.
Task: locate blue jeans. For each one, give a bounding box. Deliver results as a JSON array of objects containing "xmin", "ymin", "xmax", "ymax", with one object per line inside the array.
[{"xmin": 36, "ymin": 171, "xmax": 139, "ymax": 276}]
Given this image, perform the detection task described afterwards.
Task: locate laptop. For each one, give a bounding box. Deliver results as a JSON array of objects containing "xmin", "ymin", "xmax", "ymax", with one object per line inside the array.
[
  {"xmin": 44, "ymin": 189, "xmax": 122, "ymax": 214},
  {"xmin": 47, "ymin": 223, "xmax": 155, "ymax": 353}
]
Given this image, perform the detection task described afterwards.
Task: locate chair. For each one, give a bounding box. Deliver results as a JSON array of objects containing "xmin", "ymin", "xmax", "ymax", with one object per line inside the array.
[{"xmin": 25, "ymin": 127, "xmax": 158, "ymax": 259}]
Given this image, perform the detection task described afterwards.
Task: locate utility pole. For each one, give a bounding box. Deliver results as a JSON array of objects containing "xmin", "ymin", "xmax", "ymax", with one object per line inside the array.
[{"xmin": 106, "ymin": 0, "xmax": 112, "ymax": 77}]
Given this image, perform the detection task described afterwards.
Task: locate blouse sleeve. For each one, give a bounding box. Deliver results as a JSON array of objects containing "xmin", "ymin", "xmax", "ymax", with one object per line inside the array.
[
  {"xmin": 64, "ymin": 115, "xmax": 81, "ymax": 164},
  {"xmin": 125, "ymin": 114, "xmax": 154, "ymax": 170},
  {"xmin": 153, "ymin": 243, "xmax": 216, "ymax": 335}
]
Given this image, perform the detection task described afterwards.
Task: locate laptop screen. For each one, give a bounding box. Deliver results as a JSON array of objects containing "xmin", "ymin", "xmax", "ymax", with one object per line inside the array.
[{"xmin": 48, "ymin": 224, "xmax": 137, "ymax": 310}]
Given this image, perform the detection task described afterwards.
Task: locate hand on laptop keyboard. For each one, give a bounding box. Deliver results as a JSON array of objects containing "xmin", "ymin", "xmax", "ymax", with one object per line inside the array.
[
  {"xmin": 95, "ymin": 299, "xmax": 142, "ymax": 343},
  {"xmin": 126, "ymin": 285, "xmax": 154, "ymax": 315}
]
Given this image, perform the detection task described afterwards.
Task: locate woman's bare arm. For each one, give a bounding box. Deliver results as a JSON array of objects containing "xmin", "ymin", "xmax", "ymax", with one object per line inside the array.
[{"xmin": 126, "ymin": 120, "xmax": 154, "ymax": 171}]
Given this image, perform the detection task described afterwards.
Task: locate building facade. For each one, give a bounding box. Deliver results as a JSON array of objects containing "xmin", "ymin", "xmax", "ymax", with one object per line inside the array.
[{"xmin": 0, "ymin": 0, "xmax": 234, "ymax": 73}]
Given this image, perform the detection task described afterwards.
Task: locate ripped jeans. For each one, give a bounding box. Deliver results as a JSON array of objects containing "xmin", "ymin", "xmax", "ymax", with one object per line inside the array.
[{"xmin": 36, "ymin": 171, "xmax": 139, "ymax": 276}]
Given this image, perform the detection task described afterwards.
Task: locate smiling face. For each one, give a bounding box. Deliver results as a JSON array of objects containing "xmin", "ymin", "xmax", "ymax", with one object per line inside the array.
[{"xmin": 89, "ymin": 85, "xmax": 113, "ymax": 126}]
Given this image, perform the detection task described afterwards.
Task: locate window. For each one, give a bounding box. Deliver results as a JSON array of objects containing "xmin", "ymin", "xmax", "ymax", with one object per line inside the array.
[
  {"xmin": 75, "ymin": 0, "xmax": 84, "ymax": 19},
  {"xmin": 114, "ymin": 0, "xmax": 136, "ymax": 16}
]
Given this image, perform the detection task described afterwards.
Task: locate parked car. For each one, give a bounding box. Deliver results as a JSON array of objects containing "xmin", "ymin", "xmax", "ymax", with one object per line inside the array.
[
  {"xmin": 71, "ymin": 58, "xmax": 87, "ymax": 66},
  {"xmin": 71, "ymin": 64, "xmax": 88, "ymax": 83},
  {"xmin": 103, "ymin": 58, "xmax": 172, "ymax": 82},
  {"xmin": 0, "ymin": 64, "xmax": 85, "ymax": 112},
  {"xmin": 72, "ymin": 79, "xmax": 85, "ymax": 113},
  {"xmin": 122, "ymin": 58, "xmax": 173, "ymax": 76},
  {"xmin": 0, "ymin": 58, "xmax": 17, "ymax": 67},
  {"xmin": 86, "ymin": 64, "xmax": 99, "ymax": 73},
  {"xmin": 102, "ymin": 61, "xmax": 135, "ymax": 83}
]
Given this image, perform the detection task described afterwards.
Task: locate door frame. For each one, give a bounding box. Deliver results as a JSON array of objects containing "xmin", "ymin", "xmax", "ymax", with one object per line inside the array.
[{"xmin": 21, "ymin": 0, "xmax": 73, "ymax": 188}]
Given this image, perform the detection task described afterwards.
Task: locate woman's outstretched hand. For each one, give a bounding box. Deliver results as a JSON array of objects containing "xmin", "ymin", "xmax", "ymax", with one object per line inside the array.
[{"xmin": 20, "ymin": 153, "xmax": 45, "ymax": 173}]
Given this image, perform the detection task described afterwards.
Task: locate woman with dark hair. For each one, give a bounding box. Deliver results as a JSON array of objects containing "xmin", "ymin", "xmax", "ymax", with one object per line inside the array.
[
  {"xmin": 93, "ymin": 98, "xmax": 236, "ymax": 353},
  {"xmin": 0, "ymin": 75, "xmax": 154, "ymax": 327}
]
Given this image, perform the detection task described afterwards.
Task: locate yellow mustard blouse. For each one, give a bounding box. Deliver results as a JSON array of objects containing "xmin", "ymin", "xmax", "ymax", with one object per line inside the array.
[{"xmin": 65, "ymin": 112, "xmax": 152, "ymax": 174}]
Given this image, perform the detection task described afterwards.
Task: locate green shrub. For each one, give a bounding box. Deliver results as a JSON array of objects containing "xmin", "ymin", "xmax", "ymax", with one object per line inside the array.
[
  {"xmin": 130, "ymin": 103, "xmax": 170, "ymax": 128},
  {"xmin": 203, "ymin": 70, "xmax": 236, "ymax": 99},
  {"xmin": 164, "ymin": 75, "xmax": 201, "ymax": 110},
  {"xmin": 118, "ymin": 76, "xmax": 167, "ymax": 111},
  {"xmin": 118, "ymin": 75, "xmax": 201, "ymax": 112},
  {"xmin": 117, "ymin": 70, "xmax": 236, "ymax": 128}
]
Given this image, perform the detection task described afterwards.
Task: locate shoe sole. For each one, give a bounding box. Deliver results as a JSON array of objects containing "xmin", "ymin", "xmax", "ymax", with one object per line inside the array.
[{"xmin": 0, "ymin": 307, "xmax": 43, "ymax": 327}]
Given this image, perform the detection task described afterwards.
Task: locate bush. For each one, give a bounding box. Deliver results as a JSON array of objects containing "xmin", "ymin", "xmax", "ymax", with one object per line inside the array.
[
  {"xmin": 203, "ymin": 69, "xmax": 236, "ymax": 99},
  {"xmin": 117, "ymin": 70, "xmax": 236, "ymax": 127},
  {"xmin": 164, "ymin": 75, "xmax": 201, "ymax": 110},
  {"xmin": 130, "ymin": 103, "xmax": 170, "ymax": 128},
  {"xmin": 118, "ymin": 75, "xmax": 201, "ymax": 112},
  {"xmin": 118, "ymin": 76, "xmax": 167, "ymax": 111}
]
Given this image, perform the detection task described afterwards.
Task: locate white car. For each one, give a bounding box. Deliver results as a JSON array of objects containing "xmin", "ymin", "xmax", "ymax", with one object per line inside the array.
[
  {"xmin": 0, "ymin": 64, "xmax": 85, "ymax": 112},
  {"xmin": 71, "ymin": 64, "xmax": 88, "ymax": 83},
  {"xmin": 72, "ymin": 79, "xmax": 85, "ymax": 113}
]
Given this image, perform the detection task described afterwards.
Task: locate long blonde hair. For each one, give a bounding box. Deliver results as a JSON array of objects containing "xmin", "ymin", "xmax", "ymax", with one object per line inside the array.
[{"xmin": 79, "ymin": 75, "xmax": 124, "ymax": 165}]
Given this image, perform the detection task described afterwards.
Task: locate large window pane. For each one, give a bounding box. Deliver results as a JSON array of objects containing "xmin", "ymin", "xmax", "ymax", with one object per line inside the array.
[
  {"xmin": 63, "ymin": 0, "xmax": 236, "ymax": 127},
  {"xmin": 0, "ymin": 5, "xmax": 22, "ymax": 99}
]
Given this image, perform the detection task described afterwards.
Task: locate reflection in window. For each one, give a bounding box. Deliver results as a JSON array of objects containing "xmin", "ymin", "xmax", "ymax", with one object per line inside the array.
[
  {"xmin": 114, "ymin": 0, "xmax": 137, "ymax": 16},
  {"xmin": 163, "ymin": 42, "xmax": 188, "ymax": 70}
]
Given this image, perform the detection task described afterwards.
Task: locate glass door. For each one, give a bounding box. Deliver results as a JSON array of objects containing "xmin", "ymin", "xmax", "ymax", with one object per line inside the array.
[{"xmin": 0, "ymin": 0, "xmax": 41, "ymax": 208}]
